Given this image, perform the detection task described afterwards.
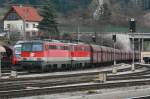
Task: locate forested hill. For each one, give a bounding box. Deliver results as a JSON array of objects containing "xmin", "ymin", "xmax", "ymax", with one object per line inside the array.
[{"xmin": 1, "ymin": 0, "xmax": 91, "ymax": 13}]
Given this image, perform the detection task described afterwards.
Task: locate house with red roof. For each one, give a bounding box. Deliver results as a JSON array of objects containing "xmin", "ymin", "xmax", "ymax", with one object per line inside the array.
[{"xmin": 3, "ymin": 5, "xmax": 42, "ymax": 39}]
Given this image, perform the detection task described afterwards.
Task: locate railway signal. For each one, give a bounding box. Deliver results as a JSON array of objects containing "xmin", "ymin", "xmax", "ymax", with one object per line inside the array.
[
  {"xmin": 112, "ymin": 34, "xmax": 116, "ymax": 42},
  {"xmin": 129, "ymin": 18, "xmax": 136, "ymax": 32},
  {"xmin": 129, "ymin": 18, "xmax": 136, "ymax": 71},
  {"xmin": 92, "ymin": 35, "xmax": 96, "ymax": 43},
  {"xmin": 112, "ymin": 34, "xmax": 117, "ymax": 74}
]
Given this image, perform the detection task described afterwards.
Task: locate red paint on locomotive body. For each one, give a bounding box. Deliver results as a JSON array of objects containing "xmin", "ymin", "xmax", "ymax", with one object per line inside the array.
[
  {"xmin": 22, "ymin": 51, "xmax": 44, "ymax": 57},
  {"xmin": 12, "ymin": 42, "xmax": 22, "ymax": 65},
  {"xmin": 12, "ymin": 55, "xmax": 17, "ymax": 65},
  {"xmin": 19, "ymin": 40, "xmax": 71, "ymax": 70},
  {"xmin": 46, "ymin": 42, "xmax": 70, "ymax": 57},
  {"xmin": 70, "ymin": 43, "xmax": 91, "ymax": 62}
]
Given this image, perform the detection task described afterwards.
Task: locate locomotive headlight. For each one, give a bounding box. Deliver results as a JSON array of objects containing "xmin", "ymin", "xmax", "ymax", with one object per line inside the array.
[{"xmin": 30, "ymin": 53, "xmax": 35, "ymax": 57}]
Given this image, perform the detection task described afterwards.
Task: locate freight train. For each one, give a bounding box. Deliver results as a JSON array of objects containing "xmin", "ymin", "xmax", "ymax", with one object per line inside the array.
[{"xmin": 12, "ymin": 40, "xmax": 140, "ymax": 72}]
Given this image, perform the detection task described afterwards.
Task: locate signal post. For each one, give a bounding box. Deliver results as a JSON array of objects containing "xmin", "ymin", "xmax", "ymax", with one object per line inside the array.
[
  {"xmin": 112, "ymin": 34, "xmax": 117, "ymax": 74},
  {"xmin": 129, "ymin": 18, "xmax": 136, "ymax": 71}
]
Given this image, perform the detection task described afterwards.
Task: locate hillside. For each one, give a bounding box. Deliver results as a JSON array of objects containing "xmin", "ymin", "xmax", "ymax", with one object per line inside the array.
[
  {"xmin": 1, "ymin": 0, "xmax": 91, "ymax": 14},
  {"xmin": 1, "ymin": 0, "xmax": 150, "ymax": 32}
]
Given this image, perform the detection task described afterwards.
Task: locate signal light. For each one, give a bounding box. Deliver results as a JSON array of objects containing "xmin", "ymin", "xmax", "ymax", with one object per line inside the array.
[
  {"xmin": 92, "ymin": 36, "xmax": 96, "ymax": 42},
  {"xmin": 129, "ymin": 18, "xmax": 136, "ymax": 32},
  {"xmin": 112, "ymin": 35, "xmax": 116, "ymax": 42}
]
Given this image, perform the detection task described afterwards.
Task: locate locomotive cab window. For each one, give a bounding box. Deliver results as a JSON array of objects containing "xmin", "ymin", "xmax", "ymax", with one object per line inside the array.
[
  {"xmin": 22, "ymin": 43, "xmax": 43, "ymax": 51},
  {"xmin": 14, "ymin": 47, "xmax": 21, "ymax": 54},
  {"xmin": 22, "ymin": 43, "xmax": 32, "ymax": 51},
  {"xmin": 32, "ymin": 44, "xmax": 43, "ymax": 51}
]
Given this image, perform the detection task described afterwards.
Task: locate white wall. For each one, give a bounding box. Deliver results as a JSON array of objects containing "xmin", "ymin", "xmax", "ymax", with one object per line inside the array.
[
  {"xmin": 4, "ymin": 20, "xmax": 39, "ymax": 37},
  {"xmin": 4, "ymin": 20, "xmax": 24, "ymax": 31},
  {"xmin": 25, "ymin": 21, "xmax": 39, "ymax": 32}
]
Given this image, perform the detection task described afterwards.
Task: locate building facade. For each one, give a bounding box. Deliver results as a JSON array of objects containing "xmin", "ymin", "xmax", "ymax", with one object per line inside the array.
[{"xmin": 3, "ymin": 5, "xmax": 42, "ymax": 39}]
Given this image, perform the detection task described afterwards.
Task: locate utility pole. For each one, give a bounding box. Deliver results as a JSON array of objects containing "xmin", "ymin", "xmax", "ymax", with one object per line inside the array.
[
  {"xmin": 23, "ymin": 20, "xmax": 26, "ymax": 40},
  {"xmin": 141, "ymin": 33, "xmax": 144, "ymax": 63},
  {"xmin": 77, "ymin": 23, "xmax": 80, "ymax": 43},
  {"xmin": 7, "ymin": 24, "xmax": 10, "ymax": 40},
  {"xmin": 138, "ymin": 32, "xmax": 141, "ymax": 63},
  {"xmin": 132, "ymin": 33, "xmax": 135, "ymax": 71},
  {"xmin": 77, "ymin": 17, "xmax": 82, "ymax": 43},
  {"xmin": 23, "ymin": 5, "xmax": 27, "ymax": 40}
]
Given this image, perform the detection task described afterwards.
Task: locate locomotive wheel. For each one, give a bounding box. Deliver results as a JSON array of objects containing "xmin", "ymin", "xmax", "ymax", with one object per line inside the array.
[
  {"xmin": 66, "ymin": 64, "xmax": 70, "ymax": 70},
  {"xmin": 52, "ymin": 64, "xmax": 57, "ymax": 71},
  {"xmin": 45, "ymin": 65, "xmax": 50, "ymax": 72},
  {"xmin": 62, "ymin": 64, "xmax": 66, "ymax": 70}
]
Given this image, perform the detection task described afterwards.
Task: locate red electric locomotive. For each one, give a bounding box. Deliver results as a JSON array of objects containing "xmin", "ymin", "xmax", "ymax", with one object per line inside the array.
[
  {"xmin": 20, "ymin": 40, "xmax": 70, "ymax": 71},
  {"xmin": 17, "ymin": 40, "xmax": 92, "ymax": 71},
  {"xmin": 69, "ymin": 43, "xmax": 91, "ymax": 68}
]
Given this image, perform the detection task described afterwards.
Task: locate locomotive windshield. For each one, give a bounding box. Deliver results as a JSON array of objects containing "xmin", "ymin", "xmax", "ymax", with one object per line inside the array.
[
  {"xmin": 32, "ymin": 44, "xmax": 43, "ymax": 51},
  {"xmin": 14, "ymin": 45, "xmax": 21, "ymax": 54},
  {"xmin": 22, "ymin": 42, "xmax": 43, "ymax": 51},
  {"xmin": 14, "ymin": 44, "xmax": 22, "ymax": 58}
]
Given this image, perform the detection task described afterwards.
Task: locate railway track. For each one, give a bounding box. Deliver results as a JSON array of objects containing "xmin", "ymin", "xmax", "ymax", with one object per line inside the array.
[
  {"xmin": 0, "ymin": 64, "xmax": 149, "ymax": 98},
  {"xmin": 1, "ymin": 79, "xmax": 150, "ymax": 98},
  {"xmin": 0, "ymin": 63, "xmax": 141, "ymax": 82},
  {"xmin": 1, "ymin": 63, "xmax": 141, "ymax": 75},
  {"xmin": 0, "ymin": 68, "xmax": 148, "ymax": 91},
  {"xmin": 128, "ymin": 95, "xmax": 150, "ymax": 99}
]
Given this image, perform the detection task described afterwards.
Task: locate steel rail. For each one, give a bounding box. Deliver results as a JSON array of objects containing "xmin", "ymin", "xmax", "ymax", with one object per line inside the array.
[
  {"xmin": 0, "ymin": 64, "xmax": 141, "ymax": 83},
  {"xmin": 0, "ymin": 67, "xmax": 149, "ymax": 92},
  {"xmin": 1, "ymin": 79, "xmax": 150, "ymax": 98}
]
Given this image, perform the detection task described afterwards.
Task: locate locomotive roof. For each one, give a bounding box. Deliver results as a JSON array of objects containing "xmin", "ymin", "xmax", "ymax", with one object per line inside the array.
[
  {"xmin": 44, "ymin": 39, "xmax": 61, "ymax": 43},
  {"xmin": 20, "ymin": 40, "xmax": 43, "ymax": 43},
  {"xmin": 14, "ymin": 44, "xmax": 21, "ymax": 47}
]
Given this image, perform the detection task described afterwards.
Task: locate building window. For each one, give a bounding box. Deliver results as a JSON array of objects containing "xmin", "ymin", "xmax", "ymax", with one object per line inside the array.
[
  {"xmin": 26, "ymin": 23, "xmax": 29, "ymax": 28},
  {"xmin": 32, "ymin": 32, "xmax": 36, "ymax": 36},
  {"xmin": 21, "ymin": 25, "xmax": 23, "ymax": 30},
  {"xmin": 26, "ymin": 32, "xmax": 30, "ymax": 37},
  {"xmin": 7, "ymin": 24, "xmax": 10, "ymax": 29},
  {"xmin": 33, "ymin": 24, "xmax": 36, "ymax": 28}
]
